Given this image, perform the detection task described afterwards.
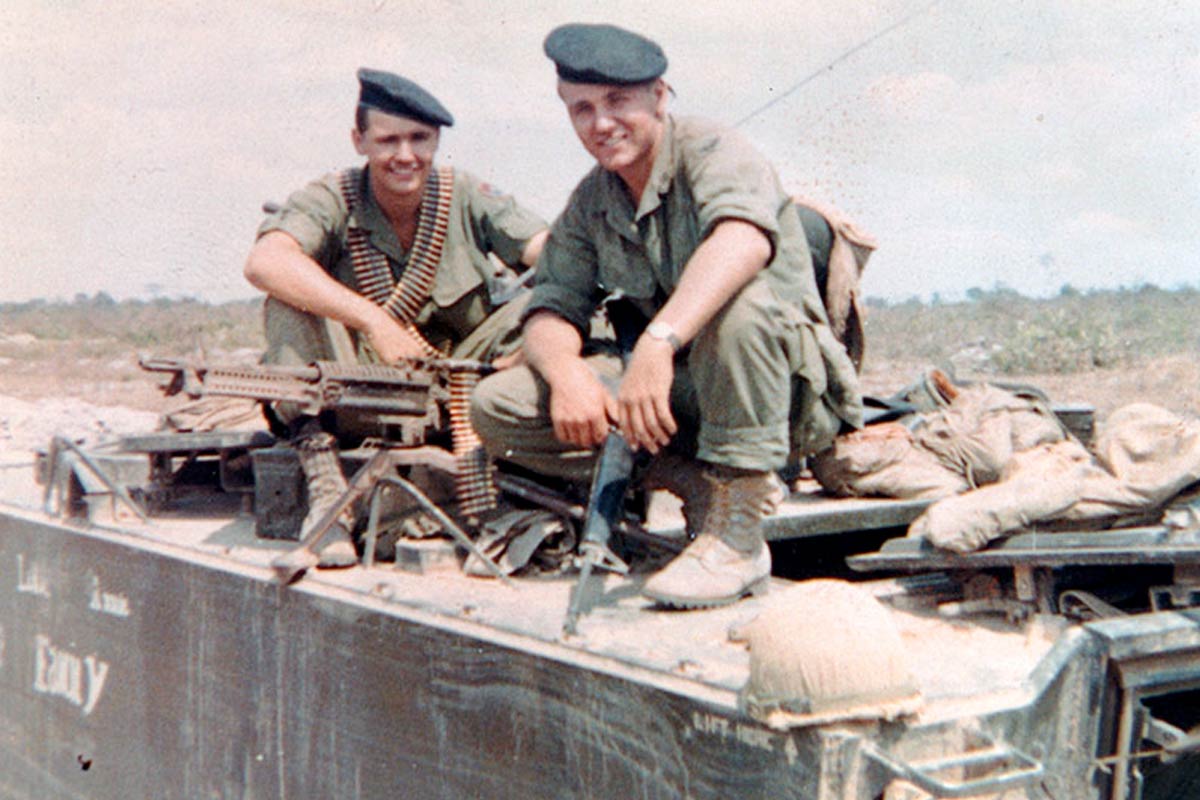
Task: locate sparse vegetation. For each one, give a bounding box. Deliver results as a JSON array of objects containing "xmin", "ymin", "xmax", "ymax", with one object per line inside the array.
[
  {"xmin": 863, "ymin": 285, "xmax": 1199, "ymax": 376},
  {"xmin": 0, "ymin": 295, "xmax": 264, "ymax": 411},
  {"xmin": 0, "ymin": 295, "xmax": 263, "ymax": 353},
  {"xmin": 859, "ymin": 284, "xmax": 1200, "ymax": 422},
  {"xmin": 0, "ymin": 287, "xmax": 1197, "ymax": 422}
]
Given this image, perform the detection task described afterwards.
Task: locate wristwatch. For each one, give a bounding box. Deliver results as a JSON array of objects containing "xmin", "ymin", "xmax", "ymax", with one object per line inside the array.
[{"xmin": 644, "ymin": 321, "xmax": 683, "ymax": 352}]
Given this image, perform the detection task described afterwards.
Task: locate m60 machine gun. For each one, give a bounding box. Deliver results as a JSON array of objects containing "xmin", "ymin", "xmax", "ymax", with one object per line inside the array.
[
  {"xmin": 139, "ymin": 356, "xmax": 462, "ymax": 446},
  {"xmin": 138, "ymin": 356, "xmax": 513, "ymax": 583},
  {"xmin": 135, "ymin": 356, "xmax": 679, "ymax": 590}
]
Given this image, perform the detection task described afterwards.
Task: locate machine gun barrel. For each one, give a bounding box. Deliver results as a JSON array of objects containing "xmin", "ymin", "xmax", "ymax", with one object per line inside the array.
[{"xmin": 138, "ymin": 356, "xmax": 493, "ymax": 439}]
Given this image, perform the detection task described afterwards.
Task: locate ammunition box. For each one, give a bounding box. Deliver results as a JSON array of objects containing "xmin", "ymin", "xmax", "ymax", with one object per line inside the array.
[{"xmin": 251, "ymin": 447, "xmax": 306, "ymax": 540}]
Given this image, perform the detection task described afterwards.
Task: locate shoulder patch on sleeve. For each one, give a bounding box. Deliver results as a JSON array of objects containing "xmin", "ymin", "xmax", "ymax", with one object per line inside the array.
[{"xmin": 477, "ymin": 182, "xmax": 507, "ymax": 198}]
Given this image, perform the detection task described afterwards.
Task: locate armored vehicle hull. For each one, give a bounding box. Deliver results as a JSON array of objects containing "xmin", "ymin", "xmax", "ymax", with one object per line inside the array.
[{"xmin": 2, "ymin": 443, "xmax": 1200, "ymax": 799}]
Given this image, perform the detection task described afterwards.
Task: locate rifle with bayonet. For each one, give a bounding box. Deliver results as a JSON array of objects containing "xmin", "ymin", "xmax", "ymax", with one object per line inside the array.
[{"xmin": 562, "ymin": 296, "xmax": 663, "ymax": 635}]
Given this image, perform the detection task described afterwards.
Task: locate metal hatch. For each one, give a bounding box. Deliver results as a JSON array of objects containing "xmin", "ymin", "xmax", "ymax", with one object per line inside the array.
[{"xmin": 1094, "ymin": 623, "xmax": 1200, "ymax": 800}]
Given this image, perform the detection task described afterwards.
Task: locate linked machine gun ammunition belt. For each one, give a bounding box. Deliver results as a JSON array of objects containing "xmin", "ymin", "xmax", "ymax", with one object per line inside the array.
[{"xmin": 446, "ymin": 366, "xmax": 497, "ymax": 519}]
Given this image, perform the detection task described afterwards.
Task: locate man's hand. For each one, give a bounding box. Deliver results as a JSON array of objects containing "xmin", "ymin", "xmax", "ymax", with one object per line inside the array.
[
  {"xmin": 246, "ymin": 232, "xmax": 430, "ymax": 360},
  {"xmin": 547, "ymin": 358, "xmax": 618, "ymax": 449},
  {"xmin": 522, "ymin": 311, "xmax": 616, "ymax": 448},
  {"xmin": 362, "ymin": 314, "xmax": 430, "ymax": 362},
  {"xmin": 618, "ymin": 335, "xmax": 677, "ymax": 453},
  {"xmin": 605, "ymin": 220, "xmax": 772, "ymax": 450}
]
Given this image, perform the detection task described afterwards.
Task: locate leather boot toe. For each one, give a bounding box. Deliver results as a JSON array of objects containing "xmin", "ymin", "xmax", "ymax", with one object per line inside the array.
[{"xmin": 642, "ymin": 534, "xmax": 771, "ymax": 609}]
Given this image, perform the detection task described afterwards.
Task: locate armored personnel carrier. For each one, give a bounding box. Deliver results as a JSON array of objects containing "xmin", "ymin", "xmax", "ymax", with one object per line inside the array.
[{"xmin": 1, "ymin": 368, "xmax": 1198, "ymax": 800}]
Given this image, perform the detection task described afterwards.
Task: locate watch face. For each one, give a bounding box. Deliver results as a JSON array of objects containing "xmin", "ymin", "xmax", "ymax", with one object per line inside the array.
[{"xmin": 646, "ymin": 322, "xmax": 680, "ymax": 350}]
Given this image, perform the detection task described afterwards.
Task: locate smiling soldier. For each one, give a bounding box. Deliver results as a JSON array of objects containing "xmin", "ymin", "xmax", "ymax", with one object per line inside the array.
[
  {"xmin": 471, "ymin": 25, "xmax": 863, "ymax": 608},
  {"xmin": 245, "ymin": 68, "xmax": 548, "ymax": 568}
]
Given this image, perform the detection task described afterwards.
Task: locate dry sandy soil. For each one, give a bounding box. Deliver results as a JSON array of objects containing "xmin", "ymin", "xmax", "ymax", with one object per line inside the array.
[
  {"xmin": 1, "ymin": 342, "xmax": 1198, "ymax": 458},
  {"xmin": 0, "ymin": 342, "xmax": 257, "ymax": 456},
  {"xmin": 859, "ymin": 354, "xmax": 1200, "ymax": 424}
]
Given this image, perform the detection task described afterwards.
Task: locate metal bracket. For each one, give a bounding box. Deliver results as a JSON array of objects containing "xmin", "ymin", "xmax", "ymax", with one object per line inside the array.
[
  {"xmin": 1149, "ymin": 583, "xmax": 1200, "ymax": 612},
  {"xmin": 42, "ymin": 437, "xmax": 149, "ymax": 523},
  {"xmin": 866, "ymin": 739, "xmax": 1044, "ymax": 799}
]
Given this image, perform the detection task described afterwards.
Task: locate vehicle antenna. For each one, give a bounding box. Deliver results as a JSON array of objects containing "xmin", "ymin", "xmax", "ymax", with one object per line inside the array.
[{"xmin": 733, "ymin": 0, "xmax": 944, "ymax": 128}]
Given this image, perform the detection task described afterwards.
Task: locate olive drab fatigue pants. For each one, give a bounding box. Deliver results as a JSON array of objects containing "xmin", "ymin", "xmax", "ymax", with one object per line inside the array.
[{"xmin": 470, "ymin": 275, "xmax": 846, "ymax": 484}]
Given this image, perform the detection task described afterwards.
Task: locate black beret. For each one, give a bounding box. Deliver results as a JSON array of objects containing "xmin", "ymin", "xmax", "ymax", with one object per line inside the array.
[
  {"xmin": 356, "ymin": 68, "xmax": 454, "ymax": 128},
  {"xmin": 543, "ymin": 23, "xmax": 667, "ymax": 85}
]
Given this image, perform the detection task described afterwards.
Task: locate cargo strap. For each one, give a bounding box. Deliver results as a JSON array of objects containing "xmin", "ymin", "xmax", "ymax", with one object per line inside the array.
[
  {"xmin": 338, "ymin": 167, "xmax": 454, "ymax": 358},
  {"xmin": 338, "ymin": 167, "xmax": 496, "ymax": 518}
]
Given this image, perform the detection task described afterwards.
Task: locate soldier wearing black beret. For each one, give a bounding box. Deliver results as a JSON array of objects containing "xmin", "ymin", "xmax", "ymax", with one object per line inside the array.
[
  {"xmin": 244, "ymin": 68, "xmax": 548, "ymax": 568},
  {"xmin": 542, "ymin": 23, "xmax": 667, "ymax": 85},
  {"xmin": 354, "ymin": 68, "xmax": 455, "ymax": 127},
  {"xmin": 472, "ymin": 24, "xmax": 864, "ymax": 608}
]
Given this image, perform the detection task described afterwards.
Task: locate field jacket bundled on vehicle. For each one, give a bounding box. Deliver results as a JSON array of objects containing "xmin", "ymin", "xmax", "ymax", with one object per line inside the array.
[
  {"xmin": 812, "ymin": 382, "xmax": 1068, "ymax": 501},
  {"xmin": 812, "ymin": 384, "xmax": 1200, "ymax": 552}
]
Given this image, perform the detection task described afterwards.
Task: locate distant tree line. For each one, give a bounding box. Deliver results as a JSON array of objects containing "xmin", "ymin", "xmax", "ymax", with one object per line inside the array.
[{"xmin": 2, "ymin": 284, "xmax": 1197, "ymax": 375}]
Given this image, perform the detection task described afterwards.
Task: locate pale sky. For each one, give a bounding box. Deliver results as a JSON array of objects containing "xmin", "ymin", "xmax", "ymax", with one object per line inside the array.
[{"xmin": 1, "ymin": 1, "xmax": 1197, "ymax": 304}]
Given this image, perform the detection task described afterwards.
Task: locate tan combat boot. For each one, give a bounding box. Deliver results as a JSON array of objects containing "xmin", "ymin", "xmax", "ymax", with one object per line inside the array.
[
  {"xmin": 295, "ymin": 432, "xmax": 358, "ymax": 569},
  {"xmin": 642, "ymin": 464, "xmax": 776, "ymax": 609},
  {"xmin": 642, "ymin": 454, "xmax": 786, "ymax": 539},
  {"xmin": 641, "ymin": 453, "xmax": 712, "ymax": 538}
]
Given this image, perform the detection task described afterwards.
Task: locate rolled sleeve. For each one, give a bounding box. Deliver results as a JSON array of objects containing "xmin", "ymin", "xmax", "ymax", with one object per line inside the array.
[
  {"xmin": 523, "ymin": 283, "xmax": 596, "ymax": 336},
  {"xmin": 679, "ymin": 121, "xmax": 785, "ymax": 251},
  {"xmin": 521, "ymin": 198, "xmax": 603, "ymax": 335},
  {"xmin": 256, "ymin": 174, "xmax": 346, "ymax": 268},
  {"xmin": 524, "ymin": 235, "xmax": 601, "ymax": 334}
]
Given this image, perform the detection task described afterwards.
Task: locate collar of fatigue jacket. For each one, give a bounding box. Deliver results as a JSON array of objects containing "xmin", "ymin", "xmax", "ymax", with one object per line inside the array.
[
  {"xmin": 593, "ymin": 116, "xmax": 681, "ymax": 307},
  {"xmin": 347, "ymin": 167, "xmax": 411, "ymax": 269},
  {"xmin": 343, "ymin": 165, "xmax": 485, "ymax": 310},
  {"xmin": 599, "ymin": 116, "xmax": 678, "ymax": 243}
]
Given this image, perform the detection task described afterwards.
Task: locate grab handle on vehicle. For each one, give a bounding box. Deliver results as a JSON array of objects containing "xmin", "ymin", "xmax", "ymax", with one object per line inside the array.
[{"xmin": 865, "ymin": 740, "xmax": 1044, "ymax": 798}]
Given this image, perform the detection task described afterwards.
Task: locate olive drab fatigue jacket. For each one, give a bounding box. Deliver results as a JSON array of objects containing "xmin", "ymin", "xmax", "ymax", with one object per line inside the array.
[
  {"xmin": 526, "ymin": 116, "xmax": 863, "ymax": 455},
  {"xmin": 259, "ymin": 167, "xmax": 546, "ymax": 354}
]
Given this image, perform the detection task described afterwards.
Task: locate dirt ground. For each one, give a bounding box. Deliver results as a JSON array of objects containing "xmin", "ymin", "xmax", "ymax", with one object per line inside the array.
[
  {"xmin": 1, "ymin": 344, "xmax": 1197, "ymax": 458},
  {"xmin": 859, "ymin": 353, "xmax": 1200, "ymax": 424}
]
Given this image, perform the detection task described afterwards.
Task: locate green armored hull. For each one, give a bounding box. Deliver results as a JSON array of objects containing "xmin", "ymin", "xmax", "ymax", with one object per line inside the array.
[{"xmin": 2, "ymin": 432, "xmax": 1199, "ymax": 799}]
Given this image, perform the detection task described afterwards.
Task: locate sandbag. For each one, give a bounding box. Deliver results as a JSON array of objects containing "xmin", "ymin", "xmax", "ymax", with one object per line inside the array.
[
  {"xmin": 1089, "ymin": 403, "xmax": 1200, "ymax": 507},
  {"xmin": 909, "ymin": 440, "xmax": 1099, "ymax": 552},
  {"xmin": 738, "ymin": 579, "xmax": 921, "ymax": 729},
  {"xmin": 812, "ymin": 382, "xmax": 1065, "ymax": 500},
  {"xmin": 911, "ymin": 384, "xmax": 1066, "ymax": 486}
]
